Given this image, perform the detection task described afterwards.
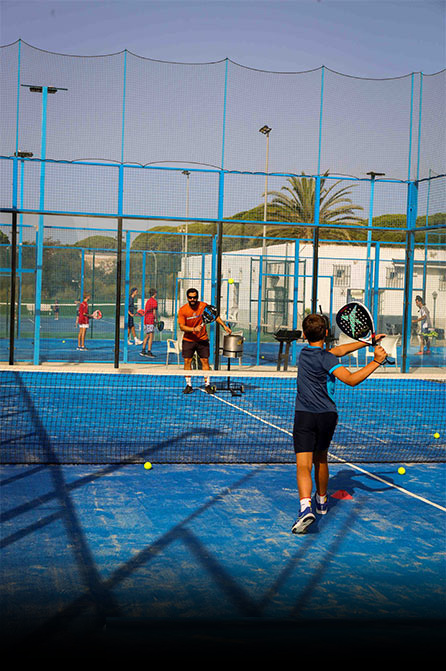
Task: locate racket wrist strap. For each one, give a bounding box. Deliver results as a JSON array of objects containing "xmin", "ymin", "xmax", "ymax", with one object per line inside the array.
[{"xmin": 373, "ymin": 359, "xmax": 383, "ymax": 366}]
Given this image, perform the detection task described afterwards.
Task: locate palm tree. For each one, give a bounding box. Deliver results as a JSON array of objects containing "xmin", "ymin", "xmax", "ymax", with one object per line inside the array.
[{"xmin": 265, "ymin": 171, "xmax": 363, "ymax": 241}]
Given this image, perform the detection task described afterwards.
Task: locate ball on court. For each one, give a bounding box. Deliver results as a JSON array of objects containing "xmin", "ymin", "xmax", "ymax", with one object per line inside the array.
[
  {"xmin": 62, "ymin": 340, "xmax": 65, "ymax": 343},
  {"xmin": 434, "ymin": 432, "xmax": 440, "ymax": 439},
  {"xmin": 228, "ymin": 278, "xmax": 234, "ymax": 284},
  {"xmin": 398, "ymin": 467, "xmax": 406, "ymax": 475},
  {"xmin": 144, "ymin": 462, "xmax": 152, "ymax": 470}
]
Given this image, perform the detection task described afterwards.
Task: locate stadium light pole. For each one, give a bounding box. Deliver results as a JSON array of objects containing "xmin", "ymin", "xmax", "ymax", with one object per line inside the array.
[
  {"xmin": 259, "ymin": 125, "xmax": 272, "ymax": 249},
  {"xmin": 21, "ymin": 84, "xmax": 68, "ymax": 365},
  {"xmin": 259, "ymin": 125, "xmax": 271, "ymax": 333}
]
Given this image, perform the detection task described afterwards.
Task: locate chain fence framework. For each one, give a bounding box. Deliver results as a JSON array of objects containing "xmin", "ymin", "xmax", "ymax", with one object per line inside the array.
[
  {"xmin": 0, "ymin": 41, "xmax": 445, "ymax": 371},
  {"xmin": 1, "ymin": 174, "xmax": 445, "ymax": 372}
]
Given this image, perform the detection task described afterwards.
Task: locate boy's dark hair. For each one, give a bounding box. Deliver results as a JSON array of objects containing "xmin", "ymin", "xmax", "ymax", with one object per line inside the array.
[{"xmin": 302, "ymin": 313, "xmax": 327, "ymax": 342}]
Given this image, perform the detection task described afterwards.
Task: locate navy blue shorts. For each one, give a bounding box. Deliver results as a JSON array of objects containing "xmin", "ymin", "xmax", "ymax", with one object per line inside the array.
[{"xmin": 293, "ymin": 411, "xmax": 338, "ymax": 454}]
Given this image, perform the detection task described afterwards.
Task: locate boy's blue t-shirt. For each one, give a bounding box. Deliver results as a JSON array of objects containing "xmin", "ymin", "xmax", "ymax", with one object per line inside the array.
[{"xmin": 295, "ymin": 345, "xmax": 343, "ymax": 413}]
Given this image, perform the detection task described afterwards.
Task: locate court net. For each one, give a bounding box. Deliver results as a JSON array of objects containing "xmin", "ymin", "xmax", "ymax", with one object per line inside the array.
[{"xmin": 0, "ymin": 369, "xmax": 445, "ymax": 464}]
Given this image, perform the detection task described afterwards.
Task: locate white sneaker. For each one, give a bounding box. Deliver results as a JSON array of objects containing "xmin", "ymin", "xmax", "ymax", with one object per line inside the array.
[
  {"xmin": 127, "ymin": 339, "xmax": 133, "ymax": 345},
  {"xmin": 135, "ymin": 338, "xmax": 143, "ymax": 345}
]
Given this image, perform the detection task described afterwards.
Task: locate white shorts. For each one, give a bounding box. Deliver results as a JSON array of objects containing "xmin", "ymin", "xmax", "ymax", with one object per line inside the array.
[
  {"xmin": 144, "ymin": 324, "xmax": 155, "ymax": 334},
  {"xmin": 79, "ymin": 324, "xmax": 89, "ymax": 329}
]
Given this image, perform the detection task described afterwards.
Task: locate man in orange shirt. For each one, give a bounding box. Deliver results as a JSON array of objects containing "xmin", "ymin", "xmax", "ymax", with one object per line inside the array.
[{"xmin": 178, "ymin": 287, "xmax": 231, "ymax": 394}]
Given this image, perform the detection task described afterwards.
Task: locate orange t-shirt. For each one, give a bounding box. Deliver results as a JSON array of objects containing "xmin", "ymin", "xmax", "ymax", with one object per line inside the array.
[{"xmin": 178, "ymin": 301, "xmax": 209, "ymax": 342}]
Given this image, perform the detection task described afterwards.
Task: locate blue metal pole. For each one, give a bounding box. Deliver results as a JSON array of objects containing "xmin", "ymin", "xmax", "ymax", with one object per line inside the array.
[
  {"xmin": 365, "ymin": 176, "xmax": 376, "ymax": 308},
  {"xmin": 141, "ymin": 251, "xmax": 146, "ymax": 340},
  {"xmin": 123, "ymin": 229, "xmax": 131, "ymax": 362},
  {"xmin": 121, "ymin": 50, "xmax": 127, "ymax": 165},
  {"xmin": 372, "ymin": 241, "xmax": 380, "ymax": 329},
  {"xmin": 407, "ymin": 73, "xmax": 415, "ymax": 182},
  {"xmin": 416, "ymin": 73, "xmax": 423, "ymax": 182},
  {"xmin": 402, "ymin": 181, "xmax": 418, "ymax": 372},
  {"xmin": 220, "ymin": 58, "xmax": 229, "ymax": 171},
  {"xmin": 210, "ymin": 233, "xmax": 217, "ymax": 365},
  {"xmin": 33, "ymin": 86, "xmax": 48, "ymax": 365},
  {"xmin": 256, "ymin": 255, "xmax": 262, "ymax": 365},
  {"xmin": 292, "ymin": 241, "xmax": 300, "ymax": 364},
  {"xmin": 423, "ymin": 168, "xmax": 432, "ymax": 293},
  {"xmin": 14, "ymin": 40, "xmax": 21, "ymax": 156},
  {"xmin": 311, "ymin": 176, "xmax": 321, "ymax": 313},
  {"xmin": 17, "ymin": 160, "xmax": 25, "ymax": 337},
  {"xmin": 317, "ymin": 66, "xmax": 325, "ymax": 176},
  {"xmin": 80, "ymin": 249, "xmax": 85, "ymax": 301},
  {"xmin": 201, "ymin": 253, "xmax": 205, "ymax": 298}
]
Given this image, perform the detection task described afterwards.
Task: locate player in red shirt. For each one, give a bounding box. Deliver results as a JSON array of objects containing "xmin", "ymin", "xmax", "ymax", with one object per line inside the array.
[
  {"xmin": 178, "ymin": 287, "xmax": 231, "ymax": 394},
  {"xmin": 77, "ymin": 293, "xmax": 91, "ymax": 350},
  {"xmin": 140, "ymin": 289, "xmax": 158, "ymax": 358}
]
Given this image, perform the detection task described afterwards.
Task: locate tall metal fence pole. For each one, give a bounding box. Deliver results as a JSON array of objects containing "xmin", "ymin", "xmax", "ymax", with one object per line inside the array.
[
  {"xmin": 402, "ymin": 180, "xmax": 418, "ymax": 372},
  {"xmin": 114, "ymin": 217, "xmax": 123, "ymax": 369},
  {"xmin": 311, "ymin": 175, "xmax": 321, "ymax": 313},
  {"xmin": 9, "ymin": 212, "xmax": 17, "ymax": 365}
]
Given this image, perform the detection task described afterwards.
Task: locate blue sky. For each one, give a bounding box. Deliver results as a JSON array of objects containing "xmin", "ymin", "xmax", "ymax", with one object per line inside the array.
[{"xmin": 1, "ymin": 0, "xmax": 445, "ymax": 77}]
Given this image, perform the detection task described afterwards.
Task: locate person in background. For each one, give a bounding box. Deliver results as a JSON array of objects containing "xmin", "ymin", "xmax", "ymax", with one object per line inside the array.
[
  {"xmin": 412, "ymin": 295, "xmax": 433, "ymax": 355},
  {"xmin": 77, "ymin": 294, "xmax": 91, "ymax": 351},
  {"xmin": 140, "ymin": 288, "xmax": 158, "ymax": 358},
  {"xmin": 178, "ymin": 287, "xmax": 231, "ymax": 394},
  {"xmin": 128, "ymin": 287, "xmax": 142, "ymax": 345}
]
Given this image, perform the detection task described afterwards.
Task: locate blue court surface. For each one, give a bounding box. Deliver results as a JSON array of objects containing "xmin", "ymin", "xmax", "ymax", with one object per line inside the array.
[
  {"xmin": 1, "ymin": 461, "xmax": 445, "ymax": 661},
  {"xmin": 1, "ymin": 367, "xmax": 445, "ymax": 661}
]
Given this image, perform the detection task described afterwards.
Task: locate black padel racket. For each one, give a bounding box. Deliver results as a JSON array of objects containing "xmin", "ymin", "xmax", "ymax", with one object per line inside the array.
[
  {"xmin": 336, "ymin": 301, "xmax": 395, "ymax": 365},
  {"xmin": 202, "ymin": 304, "xmax": 218, "ymax": 324}
]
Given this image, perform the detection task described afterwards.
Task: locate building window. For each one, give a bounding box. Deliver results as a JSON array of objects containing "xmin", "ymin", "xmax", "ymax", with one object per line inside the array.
[
  {"xmin": 386, "ymin": 266, "xmax": 404, "ymax": 288},
  {"xmin": 333, "ymin": 264, "xmax": 350, "ymax": 287}
]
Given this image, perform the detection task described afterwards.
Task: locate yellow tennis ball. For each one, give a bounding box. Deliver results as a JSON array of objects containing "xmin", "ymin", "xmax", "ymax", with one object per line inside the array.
[
  {"xmin": 62, "ymin": 340, "xmax": 65, "ymax": 343},
  {"xmin": 398, "ymin": 467, "xmax": 406, "ymax": 475},
  {"xmin": 433, "ymin": 432, "xmax": 440, "ymax": 439},
  {"xmin": 228, "ymin": 278, "xmax": 234, "ymax": 284},
  {"xmin": 144, "ymin": 462, "xmax": 152, "ymax": 470}
]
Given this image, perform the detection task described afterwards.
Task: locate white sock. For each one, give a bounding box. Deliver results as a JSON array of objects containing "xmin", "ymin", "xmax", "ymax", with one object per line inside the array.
[
  {"xmin": 316, "ymin": 493, "xmax": 327, "ymax": 504},
  {"xmin": 204, "ymin": 377, "xmax": 210, "ymax": 386},
  {"xmin": 300, "ymin": 498, "xmax": 312, "ymax": 512},
  {"xmin": 185, "ymin": 376, "xmax": 192, "ymax": 386}
]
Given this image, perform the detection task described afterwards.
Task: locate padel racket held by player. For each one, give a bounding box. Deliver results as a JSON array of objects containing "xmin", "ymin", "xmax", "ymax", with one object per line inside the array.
[
  {"xmin": 92, "ymin": 309, "xmax": 102, "ymax": 320},
  {"xmin": 202, "ymin": 304, "xmax": 218, "ymax": 324},
  {"xmin": 157, "ymin": 320, "xmax": 164, "ymax": 332},
  {"xmin": 137, "ymin": 308, "xmax": 144, "ymax": 317},
  {"xmin": 336, "ymin": 301, "xmax": 395, "ymax": 365}
]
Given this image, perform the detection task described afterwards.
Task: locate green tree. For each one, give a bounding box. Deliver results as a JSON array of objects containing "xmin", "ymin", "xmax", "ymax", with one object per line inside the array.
[{"xmin": 265, "ymin": 172, "xmax": 364, "ymax": 240}]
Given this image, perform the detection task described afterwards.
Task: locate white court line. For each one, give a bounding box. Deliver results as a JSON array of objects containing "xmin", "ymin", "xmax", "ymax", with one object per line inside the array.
[{"xmin": 204, "ymin": 389, "xmax": 446, "ymax": 513}]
